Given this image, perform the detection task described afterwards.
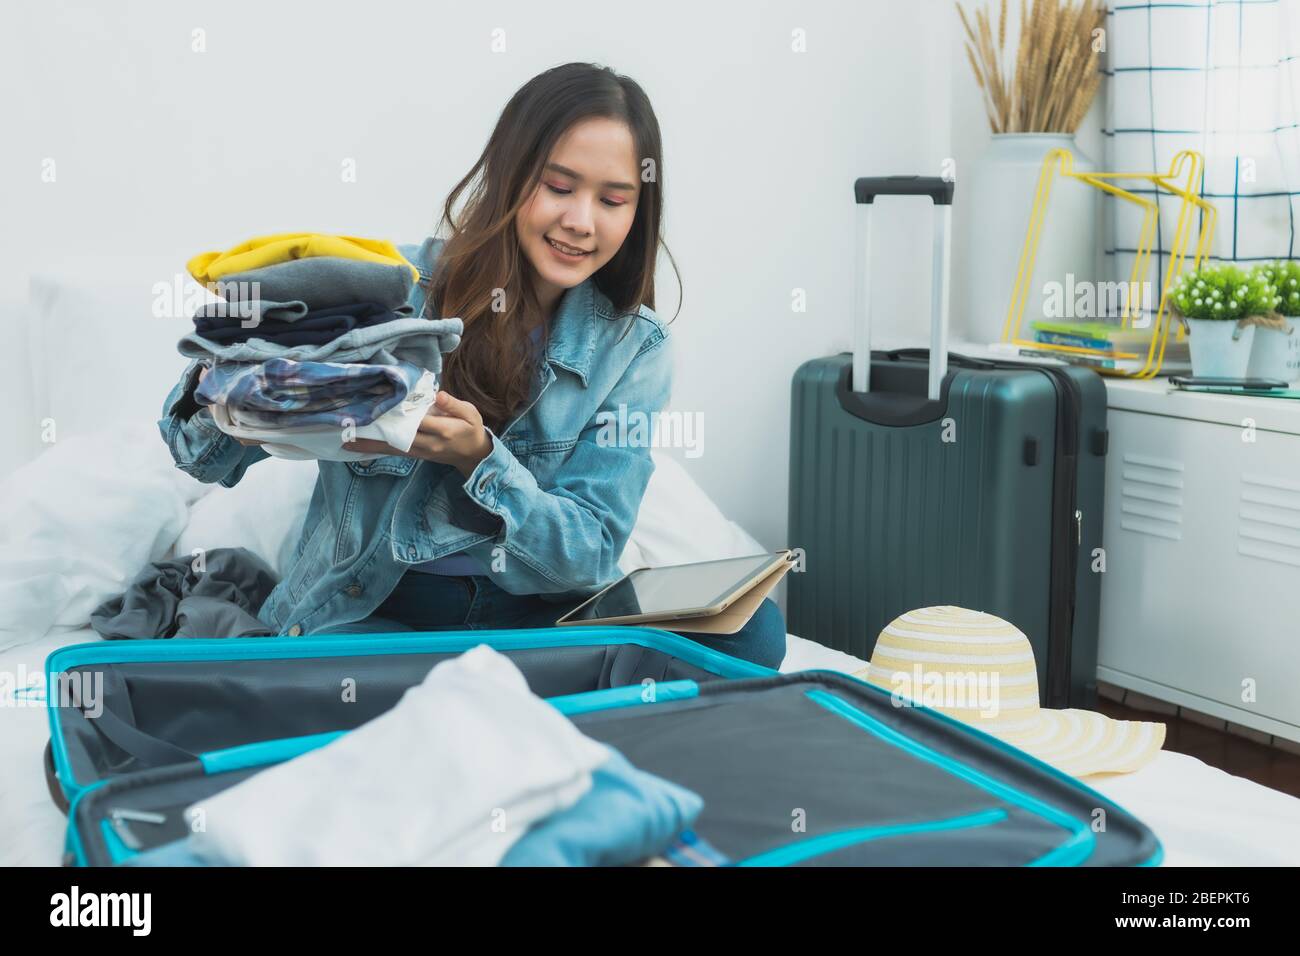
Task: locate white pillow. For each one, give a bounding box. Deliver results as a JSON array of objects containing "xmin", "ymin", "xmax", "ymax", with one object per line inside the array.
[
  {"xmin": 625, "ymin": 451, "xmax": 766, "ymax": 567},
  {"xmin": 0, "ymin": 422, "xmax": 209, "ymax": 651},
  {"xmin": 26, "ymin": 258, "xmax": 223, "ymax": 450},
  {"xmin": 172, "ymin": 457, "xmax": 318, "ymax": 578},
  {"xmin": 615, "ymin": 535, "xmax": 649, "ymax": 574}
]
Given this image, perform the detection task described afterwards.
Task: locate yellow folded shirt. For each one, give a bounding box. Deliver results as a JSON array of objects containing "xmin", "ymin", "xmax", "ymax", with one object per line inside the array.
[{"xmin": 188, "ymin": 232, "xmax": 419, "ymax": 285}]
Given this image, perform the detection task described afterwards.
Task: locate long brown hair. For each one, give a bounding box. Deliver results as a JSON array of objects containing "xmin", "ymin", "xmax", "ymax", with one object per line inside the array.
[{"xmin": 421, "ymin": 62, "xmax": 680, "ymax": 434}]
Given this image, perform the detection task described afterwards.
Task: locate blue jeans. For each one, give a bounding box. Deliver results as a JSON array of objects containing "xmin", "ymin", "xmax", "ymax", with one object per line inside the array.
[{"xmin": 314, "ymin": 570, "xmax": 788, "ymax": 669}]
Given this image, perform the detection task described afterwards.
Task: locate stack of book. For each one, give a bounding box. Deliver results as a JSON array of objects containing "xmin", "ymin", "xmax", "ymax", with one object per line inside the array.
[{"xmin": 1022, "ymin": 320, "xmax": 1191, "ymax": 374}]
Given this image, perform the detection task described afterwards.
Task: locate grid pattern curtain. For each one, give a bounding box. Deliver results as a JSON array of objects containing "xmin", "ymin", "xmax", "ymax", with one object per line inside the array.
[{"xmin": 1105, "ymin": 0, "xmax": 1300, "ymax": 304}]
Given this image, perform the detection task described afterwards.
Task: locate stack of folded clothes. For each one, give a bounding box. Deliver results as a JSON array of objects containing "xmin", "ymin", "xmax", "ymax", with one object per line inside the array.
[{"xmin": 179, "ymin": 233, "xmax": 464, "ymax": 462}]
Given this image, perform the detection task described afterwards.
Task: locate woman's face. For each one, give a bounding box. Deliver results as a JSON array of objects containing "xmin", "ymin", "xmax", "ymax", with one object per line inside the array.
[{"xmin": 515, "ymin": 117, "xmax": 641, "ymax": 314}]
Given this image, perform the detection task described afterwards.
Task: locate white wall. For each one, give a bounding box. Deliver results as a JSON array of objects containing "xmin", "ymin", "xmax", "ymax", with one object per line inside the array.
[
  {"xmin": 1, "ymin": 0, "xmax": 968, "ymax": 597},
  {"xmin": 947, "ymin": 1, "xmax": 1107, "ymax": 344}
]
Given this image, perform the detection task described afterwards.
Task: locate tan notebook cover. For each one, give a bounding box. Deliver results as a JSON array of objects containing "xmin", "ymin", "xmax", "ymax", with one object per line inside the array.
[{"xmin": 563, "ymin": 554, "xmax": 795, "ymax": 635}]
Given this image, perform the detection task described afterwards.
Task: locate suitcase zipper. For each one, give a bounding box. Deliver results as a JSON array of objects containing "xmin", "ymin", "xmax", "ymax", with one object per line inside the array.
[
  {"xmin": 106, "ymin": 807, "xmax": 167, "ymax": 852},
  {"xmin": 1033, "ymin": 366, "xmax": 1081, "ymax": 709}
]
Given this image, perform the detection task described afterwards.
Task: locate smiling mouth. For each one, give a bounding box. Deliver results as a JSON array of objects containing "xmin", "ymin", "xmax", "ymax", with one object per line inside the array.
[{"xmin": 546, "ymin": 236, "xmax": 593, "ymax": 256}]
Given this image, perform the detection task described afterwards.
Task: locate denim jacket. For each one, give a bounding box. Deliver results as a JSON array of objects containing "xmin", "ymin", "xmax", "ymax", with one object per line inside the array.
[{"xmin": 158, "ymin": 236, "xmax": 674, "ymax": 635}]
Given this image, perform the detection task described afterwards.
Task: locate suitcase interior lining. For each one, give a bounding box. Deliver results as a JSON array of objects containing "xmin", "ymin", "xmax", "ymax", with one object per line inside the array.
[{"xmin": 54, "ymin": 643, "xmax": 726, "ymax": 790}]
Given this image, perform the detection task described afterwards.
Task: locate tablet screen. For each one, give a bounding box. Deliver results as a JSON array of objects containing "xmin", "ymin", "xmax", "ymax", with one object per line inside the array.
[{"xmin": 564, "ymin": 553, "xmax": 781, "ymax": 622}]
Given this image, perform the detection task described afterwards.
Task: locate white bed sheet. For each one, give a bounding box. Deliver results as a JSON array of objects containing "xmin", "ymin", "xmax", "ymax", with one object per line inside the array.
[
  {"xmin": 0, "ymin": 626, "xmax": 94, "ymax": 866},
  {"xmin": 4, "ymin": 630, "xmax": 1299, "ymax": 866}
]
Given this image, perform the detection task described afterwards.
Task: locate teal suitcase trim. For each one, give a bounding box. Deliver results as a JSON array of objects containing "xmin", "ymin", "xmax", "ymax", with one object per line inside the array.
[{"xmin": 46, "ymin": 626, "xmax": 772, "ymax": 802}]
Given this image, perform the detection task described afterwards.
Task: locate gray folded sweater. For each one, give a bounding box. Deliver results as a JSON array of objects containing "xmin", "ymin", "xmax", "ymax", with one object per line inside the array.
[{"xmin": 215, "ymin": 256, "xmax": 419, "ymax": 313}]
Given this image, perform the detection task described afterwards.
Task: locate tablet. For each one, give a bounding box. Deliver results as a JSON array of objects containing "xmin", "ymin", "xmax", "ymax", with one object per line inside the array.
[{"xmin": 554, "ymin": 552, "xmax": 793, "ymax": 627}]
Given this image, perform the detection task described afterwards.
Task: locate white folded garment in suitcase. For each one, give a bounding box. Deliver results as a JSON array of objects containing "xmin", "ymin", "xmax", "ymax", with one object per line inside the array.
[
  {"xmin": 184, "ymin": 644, "xmax": 611, "ymax": 866},
  {"xmin": 206, "ymin": 369, "xmax": 438, "ymax": 462}
]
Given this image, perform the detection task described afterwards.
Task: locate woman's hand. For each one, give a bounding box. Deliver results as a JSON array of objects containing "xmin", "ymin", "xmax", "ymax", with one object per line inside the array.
[{"xmin": 344, "ymin": 391, "xmax": 493, "ymax": 478}]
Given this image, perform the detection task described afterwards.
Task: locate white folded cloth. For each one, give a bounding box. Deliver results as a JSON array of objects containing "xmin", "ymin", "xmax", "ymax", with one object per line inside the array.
[
  {"xmin": 207, "ymin": 369, "xmax": 438, "ymax": 461},
  {"xmin": 184, "ymin": 644, "xmax": 611, "ymax": 866}
]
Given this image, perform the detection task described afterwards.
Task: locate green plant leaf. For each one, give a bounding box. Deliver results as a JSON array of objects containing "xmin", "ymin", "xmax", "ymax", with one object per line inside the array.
[{"xmin": 1171, "ymin": 263, "xmax": 1278, "ymax": 320}]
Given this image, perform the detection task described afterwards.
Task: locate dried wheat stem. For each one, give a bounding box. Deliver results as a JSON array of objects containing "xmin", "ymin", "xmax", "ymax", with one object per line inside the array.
[{"xmin": 956, "ymin": 0, "xmax": 1106, "ymax": 135}]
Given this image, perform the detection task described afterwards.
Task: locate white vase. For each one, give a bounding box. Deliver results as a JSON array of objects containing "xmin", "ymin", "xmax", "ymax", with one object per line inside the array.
[
  {"xmin": 959, "ymin": 134, "xmax": 1100, "ymax": 346},
  {"xmin": 1245, "ymin": 321, "xmax": 1299, "ymax": 382},
  {"xmin": 1187, "ymin": 318, "xmax": 1257, "ymax": 377}
]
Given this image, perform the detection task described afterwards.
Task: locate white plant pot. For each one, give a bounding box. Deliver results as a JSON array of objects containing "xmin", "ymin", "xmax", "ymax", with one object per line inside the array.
[
  {"xmin": 958, "ymin": 134, "xmax": 1100, "ymax": 346},
  {"xmin": 1186, "ymin": 318, "xmax": 1257, "ymax": 378},
  {"xmin": 1246, "ymin": 321, "xmax": 1300, "ymax": 382}
]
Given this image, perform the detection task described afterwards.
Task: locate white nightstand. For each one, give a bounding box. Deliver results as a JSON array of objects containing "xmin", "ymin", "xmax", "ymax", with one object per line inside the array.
[{"xmin": 1098, "ymin": 377, "xmax": 1300, "ymax": 744}]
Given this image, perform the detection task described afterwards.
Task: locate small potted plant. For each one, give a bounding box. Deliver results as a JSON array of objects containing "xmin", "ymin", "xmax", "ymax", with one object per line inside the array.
[
  {"xmin": 1248, "ymin": 262, "xmax": 1300, "ymax": 382},
  {"xmin": 1170, "ymin": 265, "xmax": 1279, "ymax": 377}
]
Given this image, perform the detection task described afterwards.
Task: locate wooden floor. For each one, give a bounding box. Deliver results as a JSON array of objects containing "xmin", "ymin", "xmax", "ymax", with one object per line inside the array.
[{"xmin": 1099, "ymin": 696, "xmax": 1300, "ymax": 800}]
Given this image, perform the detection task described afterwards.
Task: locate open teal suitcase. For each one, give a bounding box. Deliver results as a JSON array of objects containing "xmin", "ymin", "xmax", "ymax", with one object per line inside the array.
[{"xmin": 45, "ymin": 627, "xmax": 1162, "ymax": 867}]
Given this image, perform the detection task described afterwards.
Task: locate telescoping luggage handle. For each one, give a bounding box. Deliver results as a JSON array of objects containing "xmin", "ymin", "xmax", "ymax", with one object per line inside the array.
[{"xmin": 853, "ymin": 175, "xmax": 955, "ymax": 401}]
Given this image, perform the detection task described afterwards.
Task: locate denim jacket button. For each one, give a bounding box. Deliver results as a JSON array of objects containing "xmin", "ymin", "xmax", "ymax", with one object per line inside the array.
[
  {"xmin": 345, "ymin": 584, "xmax": 362, "ymax": 598},
  {"xmin": 287, "ymin": 624, "xmax": 302, "ymax": 637},
  {"xmin": 407, "ymin": 546, "xmax": 418, "ymax": 559}
]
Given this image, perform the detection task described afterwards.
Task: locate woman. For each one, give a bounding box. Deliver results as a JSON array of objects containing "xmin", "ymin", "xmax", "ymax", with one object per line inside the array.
[{"xmin": 160, "ymin": 62, "xmax": 786, "ymax": 668}]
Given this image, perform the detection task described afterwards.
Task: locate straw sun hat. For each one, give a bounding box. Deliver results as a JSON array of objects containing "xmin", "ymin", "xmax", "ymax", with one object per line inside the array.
[{"xmin": 854, "ymin": 606, "xmax": 1166, "ymax": 778}]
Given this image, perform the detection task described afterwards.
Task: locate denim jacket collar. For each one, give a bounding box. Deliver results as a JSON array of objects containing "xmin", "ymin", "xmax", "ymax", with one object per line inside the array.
[{"xmin": 544, "ymin": 278, "xmax": 600, "ymax": 387}]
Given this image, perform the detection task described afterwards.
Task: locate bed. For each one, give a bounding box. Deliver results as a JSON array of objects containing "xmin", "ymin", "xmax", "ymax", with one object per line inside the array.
[
  {"xmin": 2, "ymin": 424, "xmax": 1299, "ymax": 867},
  {"xmin": 2, "ymin": 268, "xmax": 1298, "ymax": 867}
]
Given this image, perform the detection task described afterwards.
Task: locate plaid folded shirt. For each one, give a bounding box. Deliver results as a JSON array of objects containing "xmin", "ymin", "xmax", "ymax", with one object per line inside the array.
[{"xmin": 195, "ymin": 356, "xmax": 429, "ymax": 428}]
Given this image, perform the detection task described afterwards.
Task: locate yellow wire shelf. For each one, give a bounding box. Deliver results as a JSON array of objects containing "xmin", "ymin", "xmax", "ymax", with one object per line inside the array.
[{"xmin": 1003, "ymin": 148, "xmax": 1217, "ymax": 379}]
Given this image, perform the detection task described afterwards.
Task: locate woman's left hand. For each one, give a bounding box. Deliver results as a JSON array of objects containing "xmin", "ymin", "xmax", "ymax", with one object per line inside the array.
[{"xmin": 343, "ymin": 390, "xmax": 493, "ymax": 479}]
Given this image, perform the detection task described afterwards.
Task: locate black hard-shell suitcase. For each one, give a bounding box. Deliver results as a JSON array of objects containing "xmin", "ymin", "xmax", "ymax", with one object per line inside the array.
[{"xmin": 787, "ymin": 176, "xmax": 1108, "ymax": 709}]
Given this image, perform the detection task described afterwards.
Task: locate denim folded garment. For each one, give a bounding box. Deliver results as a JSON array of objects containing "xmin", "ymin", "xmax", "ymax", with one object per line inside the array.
[
  {"xmin": 177, "ymin": 316, "xmax": 464, "ymax": 376},
  {"xmin": 195, "ymin": 356, "xmax": 428, "ymax": 428},
  {"xmin": 192, "ymin": 301, "xmax": 409, "ymax": 347},
  {"xmin": 500, "ymin": 748, "xmax": 704, "ymax": 867},
  {"xmin": 213, "ymin": 256, "xmax": 419, "ymax": 312}
]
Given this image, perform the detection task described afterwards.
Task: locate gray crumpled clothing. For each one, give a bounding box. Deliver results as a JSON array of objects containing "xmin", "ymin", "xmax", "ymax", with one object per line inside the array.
[
  {"xmin": 176, "ymin": 316, "xmax": 464, "ymax": 376},
  {"xmin": 216, "ymin": 256, "xmax": 419, "ymax": 312},
  {"xmin": 90, "ymin": 548, "xmax": 279, "ymax": 639}
]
